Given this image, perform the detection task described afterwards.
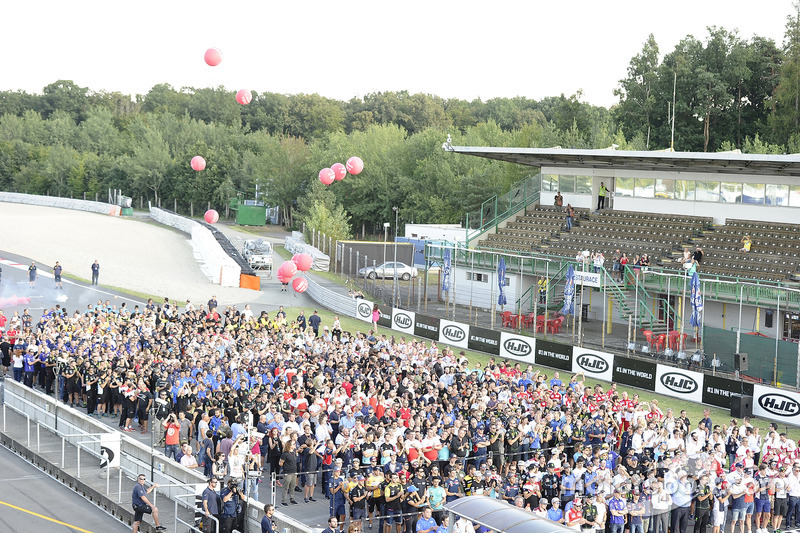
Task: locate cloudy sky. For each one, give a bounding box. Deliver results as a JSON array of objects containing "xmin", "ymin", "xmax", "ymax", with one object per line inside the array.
[{"xmin": 3, "ymin": 0, "xmax": 794, "ymax": 108}]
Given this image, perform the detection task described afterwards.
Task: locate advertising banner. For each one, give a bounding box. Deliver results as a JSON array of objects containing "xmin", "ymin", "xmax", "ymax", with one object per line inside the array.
[
  {"xmin": 355, "ymin": 299, "xmax": 374, "ymax": 324},
  {"xmin": 376, "ymin": 303, "xmax": 393, "ymax": 328},
  {"xmin": 612, "ymin": 355, "xmax": 657, "ymax": 391},
  {"xmin": 753, "ymin": 384, "xmax": 800, "ymax": 426},
  {"xmin": 468, "ymin": 326, "xmax": 501, "ymax": 356},
  {"xmin": 535, "ymin": 339, "xmax": 573, "ymax": 371},
  {"xmin": 701, "ymin": 375, "xmax": 754, "ymax": 409},
  {"xmin": 574, "ymin": 271, "xmax": 601, "ymax": 287},
  {"xmin": 414, "ymin": 314, "xmax": 440, "ymax": 341},
  {"xmin": 391, "ymin": 308, "xmax": 415, "ymax": 335},
  {"xmin": 655, "ymin": 365, "xmax": 704, "ymax": 404},
  {"xmin": 99, "ymin": 432, "xmax": 121, "ymax": 468},
  {"xmin": 499, "ymin": 332, "xmax": 536, "ymax": 364},
  {"xmin": 572, "ymin": 348, "xmax": 614, "ymax": 382},
  {"xmin": 438, "ymin": 319, "xmax": 469, "ymax": 349}
]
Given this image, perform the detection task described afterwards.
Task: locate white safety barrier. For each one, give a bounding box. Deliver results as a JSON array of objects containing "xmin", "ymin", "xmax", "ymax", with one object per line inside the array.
[
  {"xmin": 149, "ymin": 207, "xmax": 241, "ymax": 287},
  {"xmin": 284, "ymin": 236, "xmax": 330, "ymax": 271},
  {"xmin": 0, "ymin": 192, "xmax": 121, "ymax": 216}
]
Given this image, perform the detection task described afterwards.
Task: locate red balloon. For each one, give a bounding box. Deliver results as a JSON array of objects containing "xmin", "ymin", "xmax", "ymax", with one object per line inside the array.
[
  {"xmin": 292, "ymin": 277, "xmax": 308, "ymax": 293},
  {"xmin": 346, "ymin": 156, "xmax": 364, "ymax": 175},
  {"xmin": 319, "ymin": 168, "xmax": 335, "ymax": 185},
  {"xmin": 204, "ymin": 48, "xmax": 222, "ymax": 66},
  {"xmin": 236, "ymin": 89, "xmax": 252, "ymax": 105},
  {"xmin": 204, "ymin": 209, "xmax": 219, "ymax": 224},
  {"xmin": 277, "ymin": 274, "xmax": 290, "ymax": 284},
  {"xmin": 292, "ymin": 252, "xmax": 313, "ymax": 272},
  {"xmin": 279, "ymin": 261, "xmax": 297, "ymax": 278},
  {"xmin": 331, "ymin": 163, "xmax": 347, "ymax": 181},
  {"xmin": 191, "ymin": 156, "xmax": 206, "ymax": 171}
]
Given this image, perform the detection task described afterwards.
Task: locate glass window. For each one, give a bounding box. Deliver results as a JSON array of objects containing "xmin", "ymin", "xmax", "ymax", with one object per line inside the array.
[
  {"xmin": 789, "ymin": 185, "xmax": 800, "ymax": 206},
  {"xmin": 767, "ymin": 184, "xmax": 789, "ymax": 206},
  {"xmin": 720, "ymin": 182, "xmax": 742, "ymax": 204},
  {"xmin": 634, "ymin": 178, "xmax": 655, "ymax": 198},
  {"xmin": 559, "ymin": 174, "xmax": 575, "ymax": 194},
  {"xmin": 542, "ymin": 174, "xmax": 558, "ymax": 192},
  {"xmin": 742, "ymin": 183, "xmax": 765, "ymax": 205},
  {"xmin": 576, "ymin": 175, "xmax": 592, "ymax": 194},
  {"xmin": 616, "ymin": 177, "xmax": 634, "ymax": 197},
  {"xmin": 674, "ymin": 180, "xmax": 695, "ymax": 200},
  {"xmin": 695, "ymin": 181, "xmax": 720, "ymax": 202},
  {"xmin": 655, "ymin": 178, "xmax": 674, "ymax": 199}
]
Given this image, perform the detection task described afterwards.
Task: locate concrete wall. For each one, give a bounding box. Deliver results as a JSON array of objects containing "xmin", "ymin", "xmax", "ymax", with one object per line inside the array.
[
  {"xmin": 149, "ymin": 207, "xmax": 241, "ymax": 287},
  {"xmin": 0, "ymin": 191, "xmax": 121, "ymax": 216}
]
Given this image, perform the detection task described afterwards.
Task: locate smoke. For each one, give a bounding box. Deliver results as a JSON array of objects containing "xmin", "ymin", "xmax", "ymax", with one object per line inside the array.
[{"xmin": 0, "ymin": 295, "xmax": 31, "ymax": 307}]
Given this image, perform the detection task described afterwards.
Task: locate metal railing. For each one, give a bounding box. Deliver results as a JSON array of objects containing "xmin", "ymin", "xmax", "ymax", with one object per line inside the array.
[{"xmin": 465, "ymin": 172, "xmax": 542, "ymax": 247}]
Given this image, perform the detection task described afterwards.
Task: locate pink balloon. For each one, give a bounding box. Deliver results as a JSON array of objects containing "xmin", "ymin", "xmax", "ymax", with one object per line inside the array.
[
  {"xmin": 236, "ymin": 89, "xmax": 252, "ymax": 105},
  {"xmin": 204, "ymin": 48, "xmax": 222, "ymax": 66},
  {"xmin": 279, "ymin": 261, "xmax": 297, "ymax": 278},
  {"xmin": 319, "ymin": 168, "xmax": 335, "ymax": 185},
  {"xmin": 331, "ymin": 163, "xmax": 347, "ymax": 181},
  {"xmin": 346, "ymin": 156, "xmax": 364, "ymax": 175},
  {"xmin": 292, "ymin": 277, "xmax": 308, "ymax": 293},
  {"xmin": 204, "ymin": 209, "xmax": 219, "ymax": 224},
  {"xmin": 292, "ymin": 253, "xmax": 313, "ymax": 272},
  {"xmin": 191, "ymin": 156, "xmax": 206, "ymax": 171},
  {"xmin": 277, "ymin": 274, "xmax": 290, "ymax": 284}
]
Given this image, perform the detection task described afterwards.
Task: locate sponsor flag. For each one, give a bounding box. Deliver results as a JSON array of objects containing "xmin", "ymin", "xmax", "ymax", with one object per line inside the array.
[
  {"xmin": 690, "ymin": 271, "xmax": 703, "ymax": 327},
  {"xmin": 498, "ymin": 257, "xmax": 507, "ymax": 307},
  {"xmin": 562, "ymin": 264, "xmax": 575, "ymax": 315},
  {"xmin": 442, "ymin": 248, "xmax": 451, "ymax": 294}
]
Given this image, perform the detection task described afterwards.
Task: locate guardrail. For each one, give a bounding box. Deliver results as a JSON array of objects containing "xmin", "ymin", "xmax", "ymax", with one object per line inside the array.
[{"xmin": 0, "ymin": 191, "xmax": 121, "ymax": 216}]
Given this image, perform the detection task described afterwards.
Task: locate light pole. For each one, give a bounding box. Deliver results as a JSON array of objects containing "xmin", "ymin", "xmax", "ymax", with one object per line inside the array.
[
  {"xmin": 392, "ymin": 207, "xmax": 399, "ymax": 306},
  {"xmin": 383, "ymin": 222, "xmax": 390, "ymax": 295}
]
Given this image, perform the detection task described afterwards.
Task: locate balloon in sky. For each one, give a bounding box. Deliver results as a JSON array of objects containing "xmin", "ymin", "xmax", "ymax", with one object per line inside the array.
[
  {"xmin": 346, "ymin": 156, "xmax": 364, "ymax": 175},
  {"xmin": 331, "ymin": 163, "xmax": 347, "ymax": 181},
  {"xmin": 236, "ymin": 89, "xmax": 252, "ymax": 105},
  {"xmin": 191, "ymin": 156, "xmax": 206, "ymax": 171},
  {"xmin": 279, "ymin": 261, "xmax": 298, "ymax": 278},
  {"xmin": 292, "ymin": 277, "xmax": 308, "ymax": 293},
  {"xmin": 204, "ymin": 209, "xmax": 219, "ymax": 224},
  {"xmin": 319, "ymin": 168, "xmax": 336, "ymax": 185},
  {"xmin": 204, "ymin": 48, "xmax": 222, "ymax": 66},
  {"xmin": 292, "ymin": 253, "xmax": 313, "ymax": 272}
]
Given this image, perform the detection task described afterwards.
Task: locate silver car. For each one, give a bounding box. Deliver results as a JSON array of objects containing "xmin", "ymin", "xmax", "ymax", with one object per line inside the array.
[{"xmin": 358, "ymin": 261, "xmax": 418, "ymax": 280}]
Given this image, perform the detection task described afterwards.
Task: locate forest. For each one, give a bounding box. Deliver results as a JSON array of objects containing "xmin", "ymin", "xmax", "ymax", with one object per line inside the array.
[{"xmin": 2, "ymin": 7, "xmax": 800, "ymax": 238}]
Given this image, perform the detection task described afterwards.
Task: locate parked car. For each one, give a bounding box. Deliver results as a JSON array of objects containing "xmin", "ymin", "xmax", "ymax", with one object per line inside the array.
[{"xmin": 358, "ymin": 261, "xmax": 418, "ymax": 280}]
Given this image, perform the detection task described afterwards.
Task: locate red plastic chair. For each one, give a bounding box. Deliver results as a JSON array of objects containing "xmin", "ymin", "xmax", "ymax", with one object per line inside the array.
[
  {"xmin": 642, "ymin": 330, "xmax": 654, "ymax": 349},
  {"xmin": 549, "ymin": 316, "xmax": 564, "ymax": 334},
  {"xmin": 523, "ymin": 313, "xmax": 537, "ymax": 329},
  {"xmin": 654, "ymin": 334, "xmax": 667, "ymax": 352},
  {"xmin": 501, "ymin": 311, "xmax": 513, "ymax": 328},
  {"xmin": 536, "ymin": 315, "xmax": 546, "ymax": 333}
]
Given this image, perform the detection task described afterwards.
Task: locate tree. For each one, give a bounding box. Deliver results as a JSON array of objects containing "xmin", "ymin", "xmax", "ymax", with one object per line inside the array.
[
  {"xmin": 41, "ymin": 80, "xmax": 91, "ymax": 123},
  {"xmin": 770, "ymin": 1, "xmax": 800, "ymax": 146},
  {"xmin": 614, "ymin": 34, "xmax": 660, "ymax": 148}
]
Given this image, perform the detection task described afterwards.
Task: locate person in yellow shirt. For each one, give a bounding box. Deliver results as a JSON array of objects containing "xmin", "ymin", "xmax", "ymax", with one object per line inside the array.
[{"xmin": 740, "ymin": 235, "xmax": 752, "ymax": 252}]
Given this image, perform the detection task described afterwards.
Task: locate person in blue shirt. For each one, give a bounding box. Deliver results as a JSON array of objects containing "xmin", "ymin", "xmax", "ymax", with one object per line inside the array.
[
  {"xmin": 668, "ymin": 471, "xmax": 693, "ymax": 533},
  {"xmin": 415, "ymin": 507, "xmax": 438, "ymax": 533},
  {"xmin": 609, "ymin": 488, "xmax": 628, "ymax": 533},
  {"xmin": 549, "ymin": 372, "xmax": 563, "ymax": 388},
  {"xmin": 561, "ymin": 466, "xmax": 576, "ymax": 504},
  {"xmin": 435, "ymin": 515, "xmax": 449, "ymax": 533},
  {"xmin": 547, "ymin": 498, "xmax": 564, "ymax": 524}
]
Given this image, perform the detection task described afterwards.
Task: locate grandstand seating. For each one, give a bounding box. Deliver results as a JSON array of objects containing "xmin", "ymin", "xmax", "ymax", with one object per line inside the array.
[{"xmin": 476, "ymin": 207, "xmax": 800, "ymax": 283}]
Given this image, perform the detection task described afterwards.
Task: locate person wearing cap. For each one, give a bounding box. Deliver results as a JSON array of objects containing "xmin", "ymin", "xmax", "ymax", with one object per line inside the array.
[
  {"xmin": 384, "ymin": 472, "xmax": 405, "ymax": 533},
  {"xmin": 753, "ymin": 464, "xmax": 772, "ymax": 533},
  {"xmin": 330, "ymin": 466, "xmax": 347, "ymax": 522},
  {"xmin": 773, "ymin": 466, "xmax": 789, "ymax": 533},
  {"xmin": 566, "ymin": 497, "xmax": 584, "ymax": 531},
  {"xmin": 729, "ymin": 469, "xmax": 748, "ymax": 533},
  {"xmin": 348, "ymin": 475, "xmax": 368, "ymax": 529},
  {"xmin": 608, "ymin": 488, "xmax": 627, "ymax": 533},
  {"xmin": 693, "ymin": 474, "xmax": 712, "ymax": 533},
  {"xmin": 541, "ymin": 463, "xmax": 560, "ymax": 502},
  {"xmin": 547, "ymin": 498, "xmax": 565, "ymax": 524},
  {"xmin": 628, "ymin": 491, "xmax": 645, "ymax": 533}
]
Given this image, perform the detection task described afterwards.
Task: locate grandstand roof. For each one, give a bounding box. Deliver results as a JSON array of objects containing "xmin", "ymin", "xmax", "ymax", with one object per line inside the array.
[{"xmin": 445, "ymin": 146, "xmax": 800, "ymax": 177}]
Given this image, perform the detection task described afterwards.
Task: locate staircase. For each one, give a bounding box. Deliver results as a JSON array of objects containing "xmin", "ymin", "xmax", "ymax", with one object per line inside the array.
[{"xmin": 607, "ymin": 279, "xmax": 669, "ymax": 337}]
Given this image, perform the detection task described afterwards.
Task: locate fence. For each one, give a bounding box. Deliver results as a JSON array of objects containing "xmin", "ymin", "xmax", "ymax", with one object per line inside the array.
[
  {"xmin": 703, "ymin": 326, "xmax": 800, "ymax": 386},
  {"xmin": 465, "ymin": 172, "xmax": 541, "ymax": 247}
]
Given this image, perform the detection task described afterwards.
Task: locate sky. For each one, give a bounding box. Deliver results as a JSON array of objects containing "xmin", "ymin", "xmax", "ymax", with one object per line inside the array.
[{"xmin": 2, "ymin": 0, "xmax": 795, "ymax": 109}]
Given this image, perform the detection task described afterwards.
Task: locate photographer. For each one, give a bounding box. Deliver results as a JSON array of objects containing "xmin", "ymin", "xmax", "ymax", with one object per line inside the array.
[
  {"xmin": 163, "ymin": 413, "xmax": 181, "ymax": 460},
  {"xmin": 220, "ymin": 479, "xmax": 243, "ymax": 533}
]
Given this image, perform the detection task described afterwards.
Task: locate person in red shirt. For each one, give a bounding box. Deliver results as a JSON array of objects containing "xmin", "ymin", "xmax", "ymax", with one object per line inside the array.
[
  {"xmin": 566, "ymin": 498, "xmax": 584, "ymax": 529},
  {"xmin": 163, "ymin": 413, "xmax": 181, "ymax": 460}
]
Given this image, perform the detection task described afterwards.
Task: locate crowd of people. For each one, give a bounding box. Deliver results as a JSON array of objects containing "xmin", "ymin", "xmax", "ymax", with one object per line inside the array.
[{"xmin": 1, "ymin": 296, "xmax": 798, "ymax": 533}]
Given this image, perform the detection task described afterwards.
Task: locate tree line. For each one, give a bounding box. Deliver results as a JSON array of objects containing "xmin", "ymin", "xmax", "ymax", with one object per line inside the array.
[{"xmin": 1, "ymin": 4, "xmax": 799, "ymax": 238}]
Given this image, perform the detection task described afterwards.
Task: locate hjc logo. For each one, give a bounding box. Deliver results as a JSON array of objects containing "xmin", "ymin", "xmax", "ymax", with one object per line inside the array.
[
  {"xmin": 660, "ymin": 372, "xmax": 698, "ymax": 394},
  {"xmin": 442, "ymin": 325, "xmax": 466, "ymax": 342},
  {"xmin": 504, "ymin": 339, "xmax": 532, "ymax": 357},
  {"xmin": 357, "ymin": 303, "xmax": 371, "ymax": 318},
  {"xmin": 759, "ymin": 394, "xmax": 800, "ymax": 417},
  {"xmin": 394, "ymin": 313, "xmax": 412, "ymax": 328},
  {"xmin": 576, "ymin": 354, "xmax": 609, "ymax": 373}
]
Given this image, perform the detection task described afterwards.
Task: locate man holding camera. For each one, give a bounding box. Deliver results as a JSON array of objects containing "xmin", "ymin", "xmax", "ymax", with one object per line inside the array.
[
  {"xmin": 220, "ymin": 479, "xmax": 243, "ymax": 533},
  {"xmin": 163, "ymin": 413, "xmax": 181, "ymax": 460}
]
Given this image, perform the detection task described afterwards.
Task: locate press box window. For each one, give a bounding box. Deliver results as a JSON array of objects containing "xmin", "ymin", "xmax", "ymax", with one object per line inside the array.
[{"xmin": 466, "ymin": 272, "xmax": 490, "ymax": 283}]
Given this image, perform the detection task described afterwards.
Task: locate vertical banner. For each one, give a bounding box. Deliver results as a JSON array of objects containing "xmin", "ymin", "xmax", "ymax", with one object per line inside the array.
[
  {"xmin": 99, "ymin": 432, "xmax": 121, "ymax": 468},
  {"xmin": 612, "ymin": 355, "xmax": 656, "ymax": 390},
  {"xmin": 439, "ymin": 319, "xmax": 469, "ymax": 349},
  {"xmin": 391, "ymin": 308, "xmax": 415, "ymax": 335},
  {"xmin": 468, "ymin": 326, "xmax": 501, "ymax": 356},
  {"xmin": 702, "ymin": 375, "xmax": 754, "ymax": 409},
  {"xmin": 655, "ymin": 366, "xmax": 704, "ymax": 404},
  {"xmin": 499, "ymin": 332, "xmax": 536, "ymax": 363},
  {"xmin": 355, "ymin": 299, "xmax": 374, "ymax": 324},
  {"xmin": 535, "ymin": 339, "xmax": 573, "ymax": 371},
  {"xmin": 414, "ymin": 314, "xmax": 440, "ymax": 341},
  {"xmin": 571, "ymin": 348, "xmax": 614, "ymax": 382},
  {"xmin": 753, "ymin": 384, "xmax": 800, "ymax": 425}
]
